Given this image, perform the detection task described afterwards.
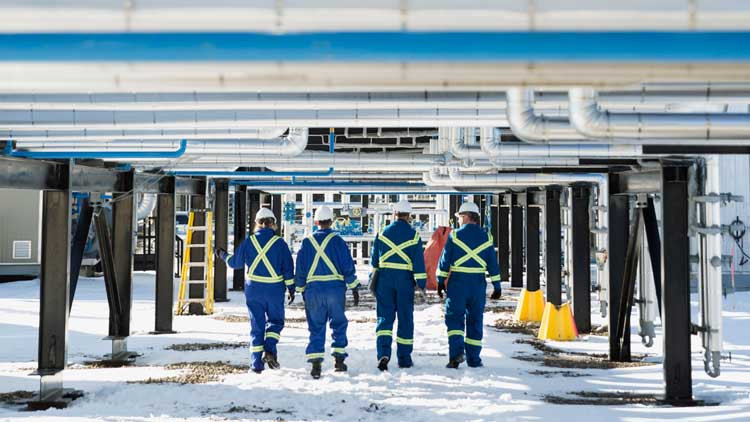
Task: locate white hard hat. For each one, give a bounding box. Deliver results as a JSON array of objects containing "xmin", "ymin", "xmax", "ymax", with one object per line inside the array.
[
  {"xmin": 314, "ymin": 205, "xmax": 334, "ymax": 221},
  {"xmin": 455, "ymin": 201, "xmax": 480, "ymax": 217},
  {"xmin": 255, "ymin": 207, "xmax": 276, "ymax": 222},
  {"xmin": 393, "ymin": 199, "xmax": 413, "ymax": 214}
]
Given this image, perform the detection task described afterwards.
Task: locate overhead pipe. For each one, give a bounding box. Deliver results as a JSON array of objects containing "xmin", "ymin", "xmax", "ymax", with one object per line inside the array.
[
  {"xmin": 169, "ymin": 167, "xmax": 335, "ymax": 178},
  {"xmin": 1, "ymin": 127, "xmax": 289, "ymax": 142},
  {"xmin": 506, "ymin": 87, "xmax": 587, "ymax": 143},
  {"xmin": 569, "ymin": 88, "xmax": 750, "ymax": 144},
  {"xmin": 478, "ymin": 127, "xmax": 643, "ymax": 158},
  {"xmin": 4, "ymin": 139, "xmax": 188, "ymax": 159}
]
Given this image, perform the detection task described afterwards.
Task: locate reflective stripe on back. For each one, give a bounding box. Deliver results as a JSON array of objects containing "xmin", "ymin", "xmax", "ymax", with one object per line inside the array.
[
  {"xmin": 247, "ymin": 235, "xmax": 282, "ymax": 282},
  {"xmin": 306, "ymin": 232, "xmax": 342, "ymax": 281},
  {"xmin": 378, "ymin": 230, "xmax": 419, "ymax": 271},
  {"xmin": 451, "ymin": 234, "xmax": 492, "ymax": 271}
]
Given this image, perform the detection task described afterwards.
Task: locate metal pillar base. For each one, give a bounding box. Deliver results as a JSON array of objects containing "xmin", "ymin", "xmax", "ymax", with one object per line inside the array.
[
  {"xmin": 101, "ymin": 336, "xmax": 140, "ymax": 364},
  {"xmin": 27, "ymin": 372, "xmax": 83, "ymax": 411}
]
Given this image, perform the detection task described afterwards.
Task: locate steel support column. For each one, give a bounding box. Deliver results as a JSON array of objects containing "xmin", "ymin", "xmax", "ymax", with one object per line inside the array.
[
  {"xmin": 449, "ymin": 195, "xmax": 461, "ymax": 228},
  {"xmin": 271, "ymin": 194, "xmax": 282, "ymax": 235},
  {"xmin": 153, "ymin": 176, "xmax": 176, "ymax": 334},
  {"xmin": 362, "ymin": 195, "xmax": 370, "ymax": 260},
  {"xmin": 213, "ymin": 179, "xmax": 229, "ymax": 302},
  {"xmin": 511, "ymin": 193, "xmax": 524, "ymax": 288},
  {"xmin": 248, "ymin": 190, "xmax": 261, "ymax": 229},
  {"xmin": 525, "ymin": 191, "xmax": 541, "ymax": 292},
  {"xmin": 498, "ymin": 194, "xmax": 510, "ymax": 282},
  {"xmin": 545, "ymin": 186, "xmax": 563, "ymax": 305},
  {"xmin": 608, "ymin": 174, "xmax": 631, "ymax": 361},
  {"xmin": 232, "ymin": 185, "xmax": 247, "ymax": 291},
  {"xmin": 109, "ymin": 188, "xmax": 136, "ymax": 359},
  {"xmin": 571, "ymin": 184, "xmax": 592, "ymax": 333},
  {"xmin": 69, "ymin": 197, "xmax": 92, "ymax": 306},
  {"xmin": 661, "ymin": 165, "xmax": 692, "ymax": 402}
]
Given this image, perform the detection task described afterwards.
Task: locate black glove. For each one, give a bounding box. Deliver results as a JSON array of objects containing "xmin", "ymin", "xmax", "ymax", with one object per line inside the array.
[
  {"xmin": 352, "ymin": 288, "xmax": 360, "ymax": 307},
  {"xmin": 490, "ymin": 288, "xmax": 502, "ymax": 300},
  {"xmin": 287, "ymin": 288, "xmax": 295, "ymax": 305},
  {"xmin": 437, "ymin": 282, "xmax": 445, "ymax": 299},
  {"xmin": 214, "ymin": 247, "xmax": 228, "ymax": 262}
]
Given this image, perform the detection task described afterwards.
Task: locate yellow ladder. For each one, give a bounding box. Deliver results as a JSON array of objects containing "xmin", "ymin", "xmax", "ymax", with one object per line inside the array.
[{"xmin": 176, "ymin": 211, "xmax": 215, "ymax": 315}]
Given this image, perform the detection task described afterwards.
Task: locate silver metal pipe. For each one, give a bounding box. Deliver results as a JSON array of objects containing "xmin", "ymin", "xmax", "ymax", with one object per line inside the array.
[
  {"xmin": 506, "ymin": 87, "xmax": 586, "ymax": 143},
  {"xmin": 478, "ymin": 127, "xmax": 643, "ymax": 158},
  {"xmin": 2, "ymin": 127, "xmax": 288, "ymax": 142}
]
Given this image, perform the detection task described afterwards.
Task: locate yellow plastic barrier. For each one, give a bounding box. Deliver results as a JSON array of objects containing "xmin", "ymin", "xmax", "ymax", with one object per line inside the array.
[
  {"xmin": 537, "ymin": 302, "xmax": 578, "ymax": 341},
  {"xmin": 513, "ymin": 288, "xmax": 545, "ymax": 322}
]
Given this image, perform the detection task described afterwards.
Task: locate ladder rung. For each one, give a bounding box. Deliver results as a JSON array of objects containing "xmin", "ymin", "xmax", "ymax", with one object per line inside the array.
[
  {"xmin": 188, "ymin": 226, "xmax": 208, "ymax": 231},
  {"xmin": 187, "ymin": 280, "xmax": 209, "ymax": 285},
  {"xmin": 186, "ymin": 262, "xmax": 207, "ymax": 267},
  {"xmin": 187, "ymin": 244, "xmax": 207, "ymax": 248},
  {"xmin": 180, "ymin": 298, "xmax": 208, "ymax": 303}
]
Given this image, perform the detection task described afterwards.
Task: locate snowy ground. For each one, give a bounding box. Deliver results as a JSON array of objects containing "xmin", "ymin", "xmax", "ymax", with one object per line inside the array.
[{"xmin": 1, "ymin": 271, "xmax": 750, "ymax": 421}]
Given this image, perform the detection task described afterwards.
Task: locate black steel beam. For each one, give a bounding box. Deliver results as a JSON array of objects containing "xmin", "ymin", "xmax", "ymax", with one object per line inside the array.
[
  {"xmin": 94, "ymin": 208, "xmax": 123, "ymax": 335},
  {"xmin": 362, "ymin": 195, "xmax": 370, "ymax": 259},
  {"xmin": 38, "ymin": 186, "xmax": 72, "ymax": 373},
  {"xmin": 69, "ymin": 197, "xmax": 93, "ymax": 306},
  {"xmin": 154, "ymin": 176, "xmax": 176, "ymax": 334},
  {"xmin": 525, "ymin": 190, "xmax": 541, "ymax": 292},
  {"xmin": 643, "ymin": 145, "xmax": 750, "ymax": 155},
  {"xmin": 498, "ymin": 194, "xmax": 511, "ymax": 282},
  {"xmin": 545, "ymin": 186, "xmax": 563, "ymax": 305},
  {"xmin": 213, "ymin": 179, "xmax": 229, "ymax": 302},
  {"xmin": 643, "ymin": 196, "xmax": 663, "ymax": 316},
  {"xmin": 449, "ymin": 195, "xmax": 461, "ymax": 228},
  {"xmin": 232, "ymin": 185, "xmax": 248, "ymax": 291},
  {"xmin": 188, "ymin": 195, "xmax": 207, "ymax": 314},
  {"xmin": 661, "ymin": 165, "xmax": 692, "ymax": 402},
  {"xmin": 271, "ymin": 194, "xmax": 282, "ymax": 235},
  {"xmin": 111, "ymin": 192, "xmax": 134, "ymax": 337},
  {"xmin": 248, "ymin": 191, "xmax": 261, "ymax": 229},
  {"xmin": 473, "ymin": 194, "xmax": 484, "ymax": 225},
  {"xmin": 608, "ymin": 174, "xmax": 631, "ymax": 361},
  {"xmin": 615, "ymin": 208, "xmax": 643, "ymax": 362},
  {"xmin": 571, "ymin": 184, "xmax": 592, "ymax": 333},
  {"xmin": 511, "ymin": 193, "xmax": 524, "ymax": 288}
]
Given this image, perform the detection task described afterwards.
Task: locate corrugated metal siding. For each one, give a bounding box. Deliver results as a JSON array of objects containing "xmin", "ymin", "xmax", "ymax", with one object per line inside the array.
[{"xmin": 720, "ymin": 155, "xmax": 750, "ymax": 274}]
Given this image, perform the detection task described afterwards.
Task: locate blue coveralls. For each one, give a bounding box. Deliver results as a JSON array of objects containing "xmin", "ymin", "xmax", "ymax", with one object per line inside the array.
[
  {"xmin": 295, "ymin": 228, "xmax": 359, "ymax": 363},
  {"xmin": 225, "ymin": 227, "xmax": 294, "ymax": 371},
  {"xmin": 370, "ymin": 219, "xmax": 427, "ymax": 366},
  {"xmin": 437, "ymin": 223, "xmax": 501, "ymax": 367}
]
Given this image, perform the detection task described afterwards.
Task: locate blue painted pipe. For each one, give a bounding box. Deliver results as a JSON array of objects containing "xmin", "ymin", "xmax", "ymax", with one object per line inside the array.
[
  {"xmin": 2, "ymin": 32, "xmax": 750, "ymax": 61},
  {"xmin": 329, "ymin": 129, "xmax": 335, "ymax": 154},
  {"xmin": 4, "ymin": 140, "xmax": 187, "ymax": 159},
  {"xmin": 230, "ymin": 180, "xmax": 419, "ymax": 187},
  {"xmin": 169, "ymin": 167, "xmax": 334, "ymax": 177}
]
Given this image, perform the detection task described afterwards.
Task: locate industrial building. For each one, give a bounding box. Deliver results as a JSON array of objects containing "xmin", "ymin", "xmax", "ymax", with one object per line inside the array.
[{"xmin": 1, "ymin": 1, "xmax": 750, "ymax": 420}]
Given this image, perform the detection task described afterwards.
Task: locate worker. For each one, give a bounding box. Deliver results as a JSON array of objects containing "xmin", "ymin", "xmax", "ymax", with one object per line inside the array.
[
  {"xmin": 370, "ymin": 199, "xmax": 427, "ymax": 371},
  {"xmin": 295, "ymin": 205, "xmax": 359, "ymax": 379},
  {"xmin": 437, "ymin": 201, "xmax": 502, "ymax": 369},
  {"xmin": 215, "ymin": 207, "xmax": 295, "ymax": 374}
]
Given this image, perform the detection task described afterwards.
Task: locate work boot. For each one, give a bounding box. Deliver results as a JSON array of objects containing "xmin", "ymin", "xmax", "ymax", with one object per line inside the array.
[
  {"xmin": 446, "ymin": 354, "xmax": 465, "ymax": 369},
  {"xmin": 334, "ymin": 356, "xmax": 348, "ymax": 372},
  {"xmin": 310, "ymin": 361, "xmax": 322, "ymax": 379},
  {"xmin": 377, "ymin": 356, "xmax": 389, "ymax": 372},
  {"xmin": 250, "ymin": 367, "xmax": 263, "ymax": 374},
  {"xmin": 262, "ymin": 351, "xmax": 280, "ymax": 369}
]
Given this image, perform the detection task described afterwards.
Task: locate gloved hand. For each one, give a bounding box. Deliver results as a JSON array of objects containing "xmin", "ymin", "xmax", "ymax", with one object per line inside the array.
[
  {"xmin": 490, "ymin": 288, "xmax": 502, "ymax": 300},
  {"xmin": 352, "ymin": 288, "xmax": 360, "ymax": 307},
  {"xmin": 416, "ymin": 288, "xmax": 427, "ymax": 304},
  {"xmin": 214, "ymin": 247, "xmax": 228, "ymax": 262},
  {"xmin": 437, "ymin": 282, "xmax": 445, "ymax": 299},
  {"xmin": 287, "ymin": 288, "xmax": 295, "ymax": 305}
]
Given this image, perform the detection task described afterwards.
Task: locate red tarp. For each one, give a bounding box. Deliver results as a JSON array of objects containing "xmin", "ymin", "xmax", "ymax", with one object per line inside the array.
[{"xmin": 423, "ymin": 226, "xmax": 452, "ymax": 290}]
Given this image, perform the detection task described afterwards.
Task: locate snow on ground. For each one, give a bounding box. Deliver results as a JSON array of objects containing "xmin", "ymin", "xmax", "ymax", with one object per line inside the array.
[{"xmin": 1, "ymin": 271, "xmax": 750, "ymax": 421}]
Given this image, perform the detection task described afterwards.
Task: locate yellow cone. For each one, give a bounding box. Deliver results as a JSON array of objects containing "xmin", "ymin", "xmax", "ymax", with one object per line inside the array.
[
  {"xmin": 513, "ymin": 289, "xmax": 546, "ymax": 322},
  {"xmin": 537, "ymin": 302, "xmax": 579, "ymax": 341}
]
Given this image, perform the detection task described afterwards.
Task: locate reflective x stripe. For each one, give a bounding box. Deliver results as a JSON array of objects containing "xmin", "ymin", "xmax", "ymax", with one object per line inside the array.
[
  {"xmin": 306, "ymin": 232, "xmax": 342, "ymax": 282},
  {"xmin": 396, "ymin": 337, "xmax": 414, "ymax": 345},
  {"xmin": 452, "ymin": 236, "xmax": 491, "ymax": 269},
  {"xmin": 465, "ymin": 337, "xmax": 482, "ymax": 347},
  {"xmin": 376, "ymin": 330, "xmax": 393, "ymax": 337},
  {"xmin": 378, "ymin": 231, "xmax": 418, "ymax": 271},
  {"xmin": 447, "ymin": 330, "xmax": 465, "ymax": 337},
  {"xmin": 247, "ymin": 235, "xmax": 282, "ymax": 282},
  {"xmin": 265, "ymin": 332, "xmax": 280, "ymax": 340}
]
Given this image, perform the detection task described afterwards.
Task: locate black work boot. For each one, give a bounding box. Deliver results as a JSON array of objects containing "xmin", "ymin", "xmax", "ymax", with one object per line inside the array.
[
  {"xmin": 262, "ymin": 351, "xmax": 280, "ymax": 369},
  {"xmin": 334, "ymin": 356, "xmax": 348, "ymax": 372},
  {"xmin": 446, "ymin": 354, "xmax": 465, "ymax": 369},
  {"xmin": 310, "ymin": 361, "xmax": 322, "ymax": 379},
  {"xmin": 377, "ymin": 356, "xmax": 389, "ymax": 372}
]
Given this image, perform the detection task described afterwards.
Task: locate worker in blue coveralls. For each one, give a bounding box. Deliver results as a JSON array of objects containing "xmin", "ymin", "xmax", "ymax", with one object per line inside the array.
[
  {"xmin": 295, "ymin": 205, "xmax": 360, "ymax": 379},
  {"xmin": 370, "ymin": 199, "xmax": 427, "ymax": 371},
  {"xmin": 215, "ymin": 207, "xmax": 295, "ymax": 374},
  {"xmin": 437, "ymin": 201, "xmax": 502, "ymax": 369}
]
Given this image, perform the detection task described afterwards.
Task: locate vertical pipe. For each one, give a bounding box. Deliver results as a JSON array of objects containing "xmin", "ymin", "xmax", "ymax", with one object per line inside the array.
[
  {"xmin": 571, "ymin": 184, "xmax": 592, "ymax": 333},
  {"xmin": 232, "ymin": 185, "xmax": 247, "ymax": 291},
  {"xmin": 702, "ymin": 156, "xmax": 723, "ymax": 377},
  {"xmin": 213, "ymin": 179, "xmax": 229, "ymax": 302},
  {"xmin": 154, "ymin": 177, "xmax": 176, "ymax": 334},
  {"xmin": 498, "ymin": 194, "xmax": 511, "ymax": 282},
  {"xmin": 662, "ymin": 165, "xmax": 693, "ymax": 402},
  {"xmin": 545, "ymin": 186, "xmax": 562, "ymax": 305},
  {"xmin": 608, "ymin": 176, "xmax": 630, "ymax": 361},
  {"xmin": 525, "ymin": 193, "xmax": 541, "ymax": 292},
  {"xmin": 511, "ymin": 193, "xmax": 524, "ymax": 288}
]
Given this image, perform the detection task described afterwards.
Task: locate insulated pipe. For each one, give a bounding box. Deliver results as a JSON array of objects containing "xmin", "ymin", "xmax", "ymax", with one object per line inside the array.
[
  {"xmin": 2, "ymin": 127, "xmax": 289, "ymax": 142},
  {"xmin": 478, "ymin": 127, "xmax": 643, "ymax": 158},
  {"xmin": 569, "ymin": 88, "xmax": 750, "ymax": 144},
  {"xmin": 700, "ymin": 155, "xmax": 723, "ymax": 377},
  {"xmin": 506, "ymin": 87, "xmax": 587, "ymax": 143},
  {"xmin": 135, "ymin": 193, "xmax": 157, "ymax": 221}
]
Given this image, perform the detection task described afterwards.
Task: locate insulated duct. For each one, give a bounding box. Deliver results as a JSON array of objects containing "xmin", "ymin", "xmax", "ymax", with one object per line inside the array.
[
  {"xmin": 506, "ymin": 87, "xmax": 586, "ymax": 143},
  {"xmin": 569, "ymin": 87, "xmax": 750, "ymax": 144},
  {"xmin": 135, "ymin": 193, "xmax": 157, "ymax": 221}
]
